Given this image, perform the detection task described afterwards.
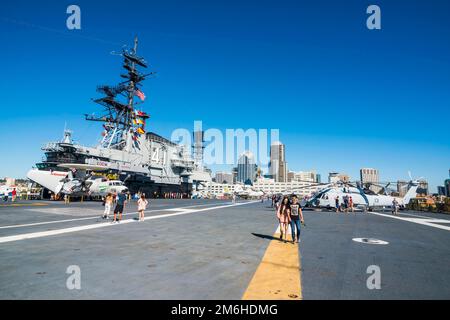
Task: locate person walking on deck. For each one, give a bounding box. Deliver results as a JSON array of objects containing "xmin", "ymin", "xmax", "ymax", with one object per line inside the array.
[
  {"xmin": 277, "ymin": 196, "xmax": 291, "ymax": 242},
  {"xmin": 137, "ymin": 194, "xmax": 149, "ymax": 221},
  {"xmin": 289, "ymin": 196, "xmax": 304, "ymax": 243}
]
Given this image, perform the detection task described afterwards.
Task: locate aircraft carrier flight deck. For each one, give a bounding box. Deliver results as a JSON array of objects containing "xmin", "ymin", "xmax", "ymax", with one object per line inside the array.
[{"xmin": 1, "ymin": 199, "xmax": 450, "ymax": 300}]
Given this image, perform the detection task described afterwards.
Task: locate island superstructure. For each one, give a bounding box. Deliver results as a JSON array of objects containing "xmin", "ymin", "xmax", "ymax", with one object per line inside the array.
[{"xmin": 27, "ymin": 37, "xmax": 211, "ymax": 197}]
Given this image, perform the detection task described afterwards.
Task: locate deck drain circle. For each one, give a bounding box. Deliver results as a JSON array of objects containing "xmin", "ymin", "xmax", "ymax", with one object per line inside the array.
[{"xmin": 352, "ymin": 238, "xmax": 389, "ymax": 245}]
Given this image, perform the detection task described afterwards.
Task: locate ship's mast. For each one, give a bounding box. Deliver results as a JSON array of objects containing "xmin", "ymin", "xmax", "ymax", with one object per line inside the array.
[
  {"xmin": 125, "ymin": 37, "xmax": 138, "ymax": 131},
  {"xmin": 85, "ymin": 37, "xmax": 152, "ymax": 150}
]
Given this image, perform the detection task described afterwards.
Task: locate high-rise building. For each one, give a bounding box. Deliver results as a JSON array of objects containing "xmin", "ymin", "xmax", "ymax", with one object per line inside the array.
[
  {"xmin": 215, "ymin": 172, "xmax": 234, "ymax": 184},
  {"xmin": 285, "ymin": 162, "xmax": 289, "ymax": 180},
  {"xmin": 360, "ymin": 168, "xmax": 379, "ymax": 184},
  {"xmin": 237, "ymin": 152, "xmax": 257, "ymax": 184},
  {"xmin": 444, "ymin": 179, "xmax": 450, "ymax": 197},
  {"xmin": 232, "ymin": 167, "xmax": 238, "ymax": 184},
  {"xmin": 192, "ymin": 130, "xmax": 204, "ymax": 167},
  {"xmin": 269, "ymin": 142, "xmax": 287, "ymax": 182}
]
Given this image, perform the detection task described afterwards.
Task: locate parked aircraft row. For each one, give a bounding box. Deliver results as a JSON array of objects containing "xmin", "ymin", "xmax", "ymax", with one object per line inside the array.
[
  {"xmin": 27, "ymin": 163, "xmax": 128, "ymax": 197},
  {"xmin": 25, "ymin": 162, "xmax": 422, "ymax": 211}
]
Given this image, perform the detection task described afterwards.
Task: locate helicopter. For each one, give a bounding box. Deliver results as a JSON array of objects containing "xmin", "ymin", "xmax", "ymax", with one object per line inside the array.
[{"xmin": 277, "ymin": 174, "xmax": 422, "ymax": 212}]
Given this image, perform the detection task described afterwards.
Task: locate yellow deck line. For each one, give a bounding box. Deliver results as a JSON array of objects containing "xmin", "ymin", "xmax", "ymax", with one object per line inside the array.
[{"xmin": 242, "ymin": 232, "xmax": 302, "ymax": 300}]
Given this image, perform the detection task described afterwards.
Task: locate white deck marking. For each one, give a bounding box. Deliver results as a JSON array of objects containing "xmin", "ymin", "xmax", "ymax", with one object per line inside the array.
[
  {"xmin": 0, "ymin": 202, "xmax": 230, "ymax": 230},
  {"xmin": 370, "ymin": 211, "xmax": 450, "ymax": 232},
  {"xmin": 397, "ymin": 211, "xmax": 449, "ymax": 219},
  {"xmin": 0, "ymin": 201, "xmax": 257, "ymax": 244},
  {"xmin": 174, "ymin": 202, "xmax": 231, "ymax": 209},
  {"xmin": 0, "ymin": 211, "xmax": 142, "ymax": 229}
]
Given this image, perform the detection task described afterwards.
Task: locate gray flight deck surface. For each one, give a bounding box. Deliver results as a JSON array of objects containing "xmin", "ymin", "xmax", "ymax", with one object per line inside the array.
[{"xmin": 0, "ymin": 199, "xmax": 450, "ymax": 299}]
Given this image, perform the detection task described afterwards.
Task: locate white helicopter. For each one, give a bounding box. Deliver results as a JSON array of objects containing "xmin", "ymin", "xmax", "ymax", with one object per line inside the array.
[
  {"xmin": 27, "ymin": 163, "xmax": 128, "ymax": 197},
  {"xmin": 282, "ymin": 174, "xmax": 422, "ymax": 212},
  {"xmin": 305, "ymin": 182, "xmax": 418, "ymax": 211}
]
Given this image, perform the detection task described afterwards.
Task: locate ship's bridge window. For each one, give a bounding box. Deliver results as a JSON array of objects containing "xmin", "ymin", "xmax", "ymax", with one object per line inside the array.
[{"xmin": 36, "ymin": 163, "xmax": 54, "ymax": 170}]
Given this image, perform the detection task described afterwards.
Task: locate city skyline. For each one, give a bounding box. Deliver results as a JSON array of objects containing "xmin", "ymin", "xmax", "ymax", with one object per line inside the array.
[
  {"xmin": 3, "ymin": 136, "xmax": 449, "ymax": 193},
  {"xmin": 2, "ymin": 133, "xmax": 448, "ymax": 193},
  {"xmin": 212, "ymin": 139, "xmax": 447, "ymax": 194}
]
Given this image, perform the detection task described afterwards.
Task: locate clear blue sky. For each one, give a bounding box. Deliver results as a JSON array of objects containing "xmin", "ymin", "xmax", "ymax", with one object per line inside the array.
[{"xmin": 1, "ymin": 0, "xmax": 449, "ymax": 191}]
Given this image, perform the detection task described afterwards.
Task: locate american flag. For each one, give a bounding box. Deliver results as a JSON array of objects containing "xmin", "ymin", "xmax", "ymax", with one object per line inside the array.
[{"xmin": 134, "ymin": 89, "xmax": 146, "ymax": 101}]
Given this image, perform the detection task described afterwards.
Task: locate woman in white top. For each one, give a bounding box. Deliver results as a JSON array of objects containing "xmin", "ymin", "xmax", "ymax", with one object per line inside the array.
[
  {"xmin": 137, "ymin": 194, "xmax": 149, "ymax": 221},
  {"xmin": 102, "ymin": 193, "xmax": 113, "ymax": 219}
]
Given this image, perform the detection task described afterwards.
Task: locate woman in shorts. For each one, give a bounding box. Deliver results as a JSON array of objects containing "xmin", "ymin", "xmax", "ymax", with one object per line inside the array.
[
  {"xmin": 137, "ymin": 194, "xmax": 149, "ymax": 221},
  {"xmin": 102, "ymin": 193, "xmax": 113, "ymax": 219},
  {"xmin": 277, "ymin": 196, "xmax": 291, "ymax": 242}
]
